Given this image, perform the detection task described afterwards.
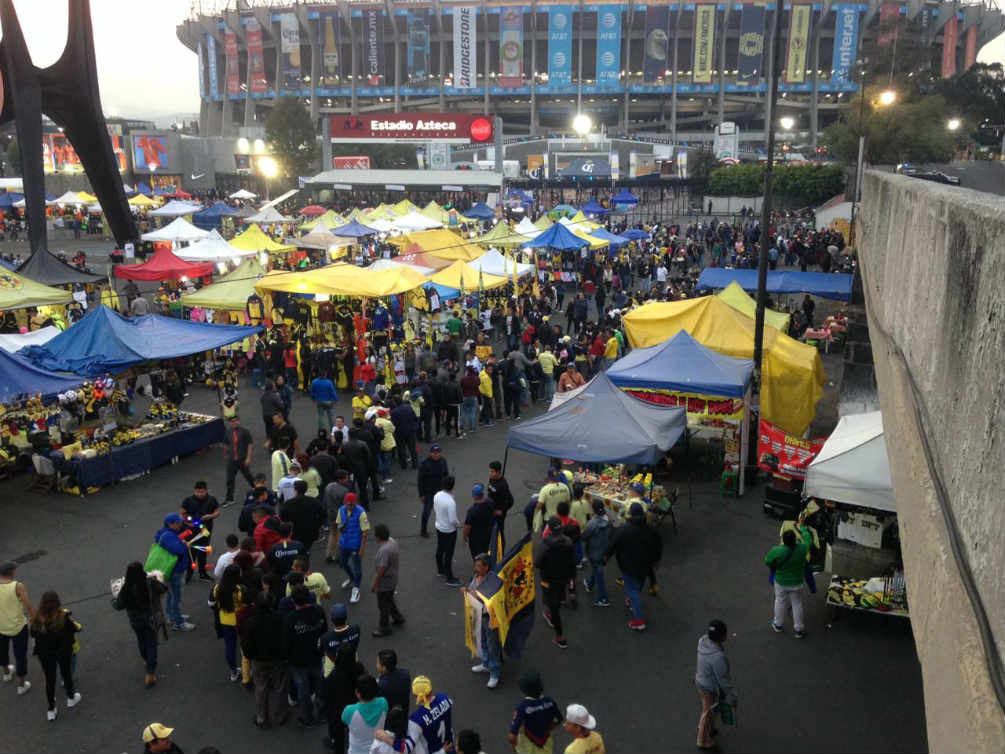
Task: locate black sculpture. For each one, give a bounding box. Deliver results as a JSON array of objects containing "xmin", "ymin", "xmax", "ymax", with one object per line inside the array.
[{"xmin": 0, "ymin": 0, "xmax": 137, "ymax": 254}]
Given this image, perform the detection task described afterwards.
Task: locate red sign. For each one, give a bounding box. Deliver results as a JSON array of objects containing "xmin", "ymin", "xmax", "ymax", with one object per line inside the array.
[
  {"xmin": 333, "ymin": 155, "xmax": 372, "ymax": 170},
  {"xmin": 941, "ymin": 14, "xmax": 958, "ymax": 78},
  {"xmin": 225, "ymin": 31, "xmax": 241, "ymax": 96},
  {"xmin": 246, "ymin": 17, "xmax": 268, "ymax": 94},
  {"xmin": 757, "ymin": 419, "xmax": 826, "ymax": 479},
  {"xmin": 329, "ymin": 113, "xmax": 494, "ymax": 144}
]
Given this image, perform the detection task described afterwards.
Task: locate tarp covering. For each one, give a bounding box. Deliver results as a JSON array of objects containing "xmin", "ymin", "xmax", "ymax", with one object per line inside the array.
[
  {"xmin": 141, "ymin": 217, "xmax": 210, "ymax": 244},
  {"xmin": 244, "ymin": 206, "xmax": 293, "ymax": 224},
  {"xmin": 805, "ymin": 411, "xmax": 894, "ymax": 512},
  {"xmin": 589, "ymin": 228, "xmax": 630, "ymax": 248},
  {"xmin": 192, "ymin": 201, "xmax": 238, "ymax": 230},
  {"xmin": 469, "ymin": 249, "xmax": 534, "ymax": 278},
  {"xmin": 113, "ymin": 246, "xmax": 216, "ymax": 282},
  {"xmin": 299, "ymin": 209, "xmax": 343, "ymax": 231},
  {"xmin": 463, "ymin": 202, "xmax": 495, "ymax": 220},
  {"xmin": 128, "ymin": 194, "xmax": 159, "ymax": 207},
  {"xmin": 695, "ymin": 268, "xmax": 855, "ymax": 302},
  {"xmin": 390, "ymin": 230, "xmax": 486, "ymax": 261},
  {"xmin": 149, "ymin": 199, "xmax": 203, "ymax": 218},
  {"xmin": 515, "ymin": 217, "xmax": 540, "ymax": 236},
  {"xmin": 623, "ymin": 297, "xmax": 825, "ymax": 436},
  {"xmin": 298, "ymin": 204, "xmax": 326, "ymax": 216},
  {"xmin": 580, "ymin": 199, "xmax": 609, "ymax": 215},
  {"xmin": 0, "ymin": 347, "xmax": 83, "ymax": 402},
  {"xmin": 425, "ymin": 260, "xmax": 509, "ymax": 292},
  {"xmin": 717, "ymin": 281, "xmax": 791, "ymax": 333},
  {"xmin": 289, "ymin": 227, "xmax": 348, "ymax": 251},
  {"xmin": 0, "ymin": 325, "xmax": 60, "ymax": 353},
  {"xmin": 607, "ymin": 331, "xmax": 754, "ymax": 398},
  {"xmin": 180, "ymin": 257, "xmax": 267, "ymax": 312},
  {"xmin": 533, "ymin": 215, "xmax": 554, "ymax": 230},
  {"xmin": 173, "ymin": 229, "xmax": 256, "ymax": 263},
  {"xmin": 612, "ymin": 189, "xmax": 639, "ymax": 205},
  {"xmin": 54, "ymin": 190, "xmax": 86, "ymax": 206},
  {"xmin": 230, "ymin": 224, "xmax": 295, "ymax": 253},
  {"xmin": 0, "ymin": 268, "xmax": 74, "ymax": 311},
  {"xmin": 508, "ymin": 372, "xmax": 687, "ymax": 464},
  {"xmin": 521, "ymin": 223, "xmax": 590, "ymax": 251},
  {"xmin": 20, "ymin": 305, "xmax": 263, "ymax": 376},
  {"xmin": 255, "ymin": 264, "xmax": 428, "ymax": 298},
  {"xmin": 393, "ymin": 199, "xmax": 421, "ymax": 216},
  {"xmin": 16, "ymin": 248, "xmax": 103, "ymax": 286},
  {"xmin": 622, "ymin": 228, "xmax": 650, "ymax": 240},
  {"xmin": 368, "ymin": 258, "xmax": 437, "ymax": 276}
]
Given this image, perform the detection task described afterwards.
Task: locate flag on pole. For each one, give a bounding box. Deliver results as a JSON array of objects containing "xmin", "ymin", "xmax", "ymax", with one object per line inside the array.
[{"xmin": 531, "ymin": 250, "xmax": 541, "ymax": 298}]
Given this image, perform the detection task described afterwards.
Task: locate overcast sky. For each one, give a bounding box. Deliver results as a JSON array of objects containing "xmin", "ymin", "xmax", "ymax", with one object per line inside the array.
[{"xmin": 9, "ymin": 0, "xmax": 1005, "ymax": 120}]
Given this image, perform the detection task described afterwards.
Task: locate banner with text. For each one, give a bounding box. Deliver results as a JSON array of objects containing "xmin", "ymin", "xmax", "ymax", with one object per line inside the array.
[
  {"xmin": 830, "ymin": 4, "xmax": 860, "ymax": 87},
  {"xmin": 877, "ymin": 2, "xmax": 899, "ymax": 46},
  {"xmin": 197, "ymin": 40, "xmax": 206, "ymax": 98},
  {"xmin": 499, "ymin": 7, "xmax": 524, "ymax": 87},
  {"xmin": 757, "ymin": 419, "xmax": 826, "ymax": 479},
  {"xmin": 365, "ymin": 9, "xmax": 385, "ymax": 86},
  {"xmin": 595, "ymin": 6, "xmax": 622, "ymax": 88},
  {"xmin": 642, "ymin": 5, "xmax": 670, "ymax": 83},
  {"xmin": 330, "ymin": 113, "xmax": 494, "ymax": 143},
  {"xmin": 453, "ymin": 6, "xmax": 477, "ymax": 88},
  {"xmin": 407, "ymin": 10, "xmax": 431, "ymax": 81},
  {"xmin": 737, "ymin": 3, "xmax": 765, "ymax": 85},
  {"xmin": 692, "ymin": 5, "xmax": 716, "ymax": 84},
  {"xmin": 206, "ymin": 34, "xmax": 219, "ymax": 99},
  {"xmin": 224, "ymin": 30, "xmax": 240, "ymax": 96},
  {"xmin": 964, "ymin": 23, "xmax": 977, "ymax": 70},
  {"xmin": 280, "ymin": 13, "xmax": 302, "ymax": 91},
  {"xmin": 320, "ymin": 9, "xmax": 341, "ymax": 85},
  {"xmin": 623, "ymin": 388, "xmax": 745, "ymax": 422},
  {"xmin": 941, "ymin": 14, "xmax": 958, "ymax": 78},
  {"xmin": 784, "ymin": 4, "xmax": 811, "ymax": 84},
  {"xmin": 246, "ymin": 17, "xmax": 267, "ymax": 94},
  {"xmin": 547, "ymin": 6, "xmax": 573, "ymax": 87}
]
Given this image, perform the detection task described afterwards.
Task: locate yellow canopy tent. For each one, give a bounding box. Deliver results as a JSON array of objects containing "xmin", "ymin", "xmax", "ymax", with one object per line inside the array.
[
  {"xmin": 420, "ymin": 201, "xmax": 479, "ymax": 226},
  {"xmin": 181, "ymin": 256, "xmax": 267, "ymax": 311},
  {"xmin": 298, "ymin": 209, "xmax": 344, "ymax": 232},
  {"xmin": 0, "ymin": 269, "xmax": 74, "ymax": 311},
  {"xmin": 569, "ymin": 210, "xmax": 589, "ymax": 223},
  {"xmin": 393, "ymin": 199, "xmax": 421, "ymax": 216},
  {"xmin": 474, "ymin": 221, "xmax": 530, "ymax": 248},
  {"xmin": 572, "ymin": 228, "xmax": 610, "ymax": 249},
  {"xmin": 389, "ymin": 229, "xmax": 486, "ymax": 262},
  {"xmin": 345, "ymin": 208, "xmax": 369, "ymax": 222},
  {"xmin": 717, "ymin": 281, "xmax": 791, "ymax": 333},
  {"xmin": 254, "ymin": 263, "xmax": 428, "ymax": 298},
  {"xmin": 128, "ymin": 194, "xmax": 159, "ymax": 207},
  {"xmin": 231, "ymin": 223, "xmax": 295, "ymax": 253},
  {"xmin": 77, "ymin": 191, "xmax": 98, "ymax": 203},
  {"xmin": 534, "ymin": 215, "xmax": 553, "ymax": 230},
  {"xmin": 425, "ymin": 260, "xmax": 508, "ymax": 291},
  {"xmin": 622, "ymin": 296, "xmax": 825, "ymax": 436}
]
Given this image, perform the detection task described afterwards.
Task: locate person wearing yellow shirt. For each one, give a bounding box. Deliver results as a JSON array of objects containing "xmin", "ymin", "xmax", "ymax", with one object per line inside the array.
[
  {"xmin": 534, "ymin": 469, "xmax": 571, "ymax": 532},
  {"xmin": 211, "ymin": 564, "xmax": 247, "ymax": 682},
  {"xmin": 563, "ymin": 704, "xmax": 605, "ymax": 753},
  {"xmin": 538, "ymin": 346, "xmax": 558, "ymax": 401},
  {"xmin": 351, "ymin": 383, "xmax": 372, "ymax": 422},
  {"xmin": 478, "ymin": 365, "xmax": 495, "ymax": 427},
  {"xmin": 374, "ymin": 407, "xmax": 397, "ymax": 484},
  {"xmin": 601, "ymin": 329, "xmax": 619, "ymax": 372}
]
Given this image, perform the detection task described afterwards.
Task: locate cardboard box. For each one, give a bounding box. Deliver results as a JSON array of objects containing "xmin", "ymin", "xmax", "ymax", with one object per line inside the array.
[{"xmin": 837, "ymin": 511, "xmax": 894, "ymax": 549}]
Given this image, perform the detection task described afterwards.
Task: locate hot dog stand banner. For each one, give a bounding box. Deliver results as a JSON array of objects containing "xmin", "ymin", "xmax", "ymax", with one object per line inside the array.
[
  {"xmin": 756, "ymin": 418, "xmax": 825, "ymax": 479},
  {"xmin": 622, "ymin": 388, "xmax": 745, "ymax": 422}
]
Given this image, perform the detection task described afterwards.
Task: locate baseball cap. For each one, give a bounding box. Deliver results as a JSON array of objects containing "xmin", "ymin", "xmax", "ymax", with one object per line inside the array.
[
  {"xmin": 630, "ymin": 482, "xmax": 646, "ymax": 494},
  {"xmin": 344, "ymin": 492, "xmax": 358, "ymax": 504},
  {"xmin": 430, "ymin": 443, "xmax": 442, "ymax": 452},
  {"xmin": 565, "ymin": 703, "xmax": 597, "ymax": 730},
  {"xmin": 628, "ymin": 502, "xmax": 646, "ymax": 518},
  {"xmin": 163, "ymin": 512, "xmax": 184, "ymax": 526},
  {"xmin": 471, "ymin": 483, "xmax": 485, "ymax": 499},
  {"xmin": 330, "ymin": 603, "xmax": 348, "ymax": 624},
  {"xmin": 142, "ymin": 723, "xmax": 174, "ymax": 743}
]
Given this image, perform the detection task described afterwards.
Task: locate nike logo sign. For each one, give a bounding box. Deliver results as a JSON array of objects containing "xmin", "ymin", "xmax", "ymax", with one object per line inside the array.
[{"xmin": 191, "ymin": 173, "xmax": 206, "ymax": 180}]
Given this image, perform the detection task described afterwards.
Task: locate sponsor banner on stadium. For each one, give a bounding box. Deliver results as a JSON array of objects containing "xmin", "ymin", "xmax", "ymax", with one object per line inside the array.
[
  {"xmin": 197, "ymin": 40, "xmax": 206, "ymax": 98},
  {"xmin": 333, "ymin": 155, "xmax": 371, "ymax": 169},
  {"xmin": 964, "ymin": 23, "xmax": 977, "ymax": 69},
  {"xmin": 737, "ymin": 3, "xmax": 765, "ymax": 85},
  {"xmin": 133, "ymin": 135, "xmax": 169, "ymax": 171},
  {"xmin": 877, "ymin": 2, "xmax": 899, "ymax": 46},
  {"xmin": 330, "ymin": 113, "xmax": 494, "ymax": 144},
  {"xmin": 784, "ymin": 4, "xmax": 811, "ymax": 84},
  {"xmin": 623, "ymin": 388, "xmax": 744, "ymax": 422},
  {"xmin": 365, "ymin": 9, "xmax": 385, "ymax": 86},
  {"xmin": 320, "ymin": 9, "xmax": 341, "ymax": 85},
  {"xmin": 757, "ymin": 419, "xmax": 825, "ymax": 479},
  {"xmin": 453, "ymin": 6, "xmax": 477, "ymax": 88},
  {"xmin": 547, "ymin": 6, "xmax": 573, "ymax": 87},
  {"xmin": 692, "ymin": 5, "xmax": 716, "ymax": 84},
  {"xmin": 830, "ymin": 5, "xmax": 860, "ymax": 87},
  {"xmin": 595, "ymin": 6, "xmax": 622, "ymax": 88},
  {"xmin": 224, "ymin": 30, "xmax": 240, "ymax": 96},
  {"xmin": 499, "ymin": 7, "xmax": 524, "ymax": 87},
  {"xmin": 206, "ymin": 34, "xmax": 219, "ymax": 99},
  {"xmin": 246, "ymin": 17, "xmax": 268, "ymax": 94},
  {"xmin": 407, "ymin": 10, "xmax": 431, "ymax": 80},
  {"xmin": 941, "ymin": 13, "xmax": 958, "ymax": 78},
  {"xmin": 280, "ymin": 12, "xmax": 302, "ymax": 91},
  {"xmin": 642, "ymin": 5, "xmax": 670, "ymax": 83}
]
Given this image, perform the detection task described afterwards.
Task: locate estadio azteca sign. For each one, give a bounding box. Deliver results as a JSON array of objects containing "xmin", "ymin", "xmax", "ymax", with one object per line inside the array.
[{"xmin": 330, "ymin": 113, "xmax": 494, "ymax": 144}]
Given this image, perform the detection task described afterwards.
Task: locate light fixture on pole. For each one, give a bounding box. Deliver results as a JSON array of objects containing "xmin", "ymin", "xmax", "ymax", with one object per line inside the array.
[
  {"xmin": 947, "ymin": 118, "xmax": 961, "ymax": 132},
  {"xmin": 258, "ymin": 156, "xmax": 278, "ymax": 201},
  {"xmin": 779, "ymin": 116, "xmax": 795, "ymax": 131},
  {"xmin": 877, "ymin": 89, "xmax": 897, "ymax": 107},
  {"xmin": 572, "ymin": 113, "xmax": 592, "ymax": 142}
]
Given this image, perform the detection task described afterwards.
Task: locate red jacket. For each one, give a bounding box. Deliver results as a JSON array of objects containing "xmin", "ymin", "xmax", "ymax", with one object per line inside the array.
[{"xmin": 254, "ymin": 515, "xmax": 282, "ymax": 558}]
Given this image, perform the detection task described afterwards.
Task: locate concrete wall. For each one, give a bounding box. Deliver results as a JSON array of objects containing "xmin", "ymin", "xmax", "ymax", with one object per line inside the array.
[{"xmin": 858, "ymin": 170, "xmax": 1005, "ymax": 753}]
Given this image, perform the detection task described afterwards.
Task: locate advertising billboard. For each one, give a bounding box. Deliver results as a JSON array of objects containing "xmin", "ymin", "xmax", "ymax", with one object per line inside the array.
[
  {"xmin": 246, "ymin": 17, "xmax": 267, "ymax": 94},
  {"xmin": 320, "ymin": 10, "xmax": 341, "ymax": 85},
  {"xmin": 224, "ymin": 30, "xmax": 240, "ymax": 96},
  {"xmin": 330, "ymin": 113, "xmax": 494, "ymax": 144},
  {"xmin": 595, "ymin": 6, "xmax": 622, "ymax": 88},
  {"xmin": 133, "ymin": 135, "xmax": 169, "ymax": 171},
  {"xmin": 499, "ymin": 7, "xmax": 524, "ymax": 87},
  {"xmin": 642, "ymin": 6, "xmax": 670, "ymax": 83},
  {"xmin": 453, "ymin": 6, "xmax": 477, "ymax": 88},
  {"xmin": 333, "ymin": 155, "xmax": 372, "ymax": 169},
  {"xmin": 736, "ymin": 4, "xmax": 765, "ymax": 85},
  {"xmin": 365, "ymin": 9, "xmax": 385, "ymax": 86},
  {"xmin": 280, "ymin": 13, "xmax": 302, "ymax": 91},
  {"xmin": 407, "ymin": 10, "xmax": 431, "ymax": 80},
  {"xmin": 784, "ymin": 4, "xmax": 812, "ymax": 84},
  {"xmin": 206, "ymin": 34, "xmax": 219, "ymax": 99},
  {"xmin": 693, "ymin": 5, "xmax": 716, "ymax": 84},
  {"xmin": 548, "ymin": 6, "xmax": 573, "ymax": 87},
  {"xmin": 830, "ymin": 5, "xmax": 860, "ymax": 87}
]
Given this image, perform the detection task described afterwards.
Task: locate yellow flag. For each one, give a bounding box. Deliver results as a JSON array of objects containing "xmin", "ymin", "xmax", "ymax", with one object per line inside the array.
[{"xmin": 531, "ymin": 251, "xmax": 540, "ymax": 298}]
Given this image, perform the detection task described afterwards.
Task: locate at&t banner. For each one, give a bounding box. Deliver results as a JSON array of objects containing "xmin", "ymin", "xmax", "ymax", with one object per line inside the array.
[
  {"xmin": 830, "ymin": 5, "xmax": 860, "ymax": 88},
  {"xmin": 280, "ymin": 12, "xmax": 302, "ymax": 91},
  {"xmin": 595, "ymin": 6, "xmax": 622, "ymax": 88},
  {"xmin": 499, "ymin": 8, "xmax": 524, "ymax": 87},
  {"xmin": 692, "ymin": 4, "xmax": 716, "ymax": 84},
  {"xmin": 320, "ymin": 10, "xmax": 341, "ymax": 85},
  {"xmin": 453, "ymin": 6, "xmax": 477, "ymax": 88},
  {"xmin": 246, "ymin": 17, "xmax": 267, "ymax": 94},
  {"xmin": 197, "ymin": 40, "xmax": 206, "ymax": 98},
  {"xmin": 736, "ymin": 3, "xmax": 765, "ymax": 85},
  {"xmin": 642, "ymin": 5, "xmax": 670, "ymax": 83},
  {"xmin": 784, "ymin": 4, "xmax": 811, "ymax": 84},
  {"xmin": 407, "ymin": 10, "xmax": 431, "ymax": 81},
  {"xmin": 547, "ymin": 6, "xmax": 572, "ymax": 87}
]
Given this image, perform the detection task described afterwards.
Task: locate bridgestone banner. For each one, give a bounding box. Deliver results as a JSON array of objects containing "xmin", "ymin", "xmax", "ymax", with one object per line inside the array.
[{"xmin": 453, "ymin": 6, "xmax": 477, "ymax": 88}]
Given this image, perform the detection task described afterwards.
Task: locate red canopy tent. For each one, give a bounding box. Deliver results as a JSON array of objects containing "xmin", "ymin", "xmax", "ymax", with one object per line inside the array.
[
  {"xmin": 171, "ymin": 189, "xmax": 193, "ymax": 200},
  {"xmin": 299, "ymin": 205, "xmax": 327, "ymax": 216},
  {"xmin": 113, "ymin": 243, "xmax": 215, "ymax": 281}
]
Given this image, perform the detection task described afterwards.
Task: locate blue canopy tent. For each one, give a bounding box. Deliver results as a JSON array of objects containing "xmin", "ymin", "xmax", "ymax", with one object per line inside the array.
[
  {"xmin": 695, "ymin": 268, "xmax": 854, "ymax": 302},
  {"xmin": 507, "ymin": 372, "xmax": 686, "ymax": 465},
  {"xmin": 0, "ymin": 192, "xmax": 24, "ymax": 209},
  {"xmin": 590, "ymin": 227, "xmax": 630, "ymax": 249},
  {"xmin": 0, "ymin": 348, "xmax": 83, "ymax": 403},
  {"xmin": 551, "ymin": 204, "xmax": 577, "ymax": 216},
  {"xmin": 192, "ymin": 201, "xmax": 238, "ymax": 230},
  {"xmin": 463, "ymin": 202, "xmax": 496, "ymax": 220},
  {"xmin": 580, "ymin": 199, "xmax": 610, "ymax": 215},
  {"xmin": 135, "ymin": 181, "xmax": 152, "ymax": 196},
  {"xmin": 622, "ymin": 228, "xmax": 651, "ymax": 241},
  {"xmin": 332, "ymin": 220, "xmax": 379, "ymax": 238},
  {"xmin": 20, "ymin": 305, "xmax": 263, "ymax": 376},
  {"xmin": 612, "ymin": 189, "xmax": 639, "ymax": 206},
  {"xmin": 521, "ymin": 223, "xmax": 590, "ymax": 251}
]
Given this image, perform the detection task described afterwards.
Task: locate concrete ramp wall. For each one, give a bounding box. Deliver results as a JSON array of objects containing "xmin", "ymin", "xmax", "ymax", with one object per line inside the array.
[{"xmin": 858, "ymin": 170, "xmax": 1005, "ymax": 753}]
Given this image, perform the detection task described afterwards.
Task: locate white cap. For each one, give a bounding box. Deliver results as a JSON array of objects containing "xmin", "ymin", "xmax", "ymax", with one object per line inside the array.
[{"xmin": 565, "ymin": 703, "xmax": 596, "ymax": 730}]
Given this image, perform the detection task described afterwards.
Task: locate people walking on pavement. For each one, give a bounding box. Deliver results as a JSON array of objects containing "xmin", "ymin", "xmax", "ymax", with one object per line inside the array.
[
  {"xmin": 210, "ymin": 565, "xmax": 246, "ymax": 682},
  {"xmin": 463, "ymin": 553, "xmax": 503, "ymax": 688},
  {"xmin": 535, "ymin": 518, "xmax": 576, "ymax": 649},
  {"xmin": 487, "ymin": 461, "xmax": 514, "ymax": 552},
  {"xmin": 581, "ymin": 500, "xmax": 612, "ymax": 607},
  {"xmin": 310, "ymin": 372, "xmax": 338, "ymax": 432},
  {"xmin": 336, "ymin": 492, "xmax": 370, "ymax": 604},
  {"xmin": 240, "ymin": 591, "xmax": 290, "ymax": 729},
  {"xmin": 606, "ymin": 502, "xmax": 662, "ymax": 631},
  {"xmin": 563, "ymin": 703, "xmax": 605, "ymax": 753},
  {"xmin": 112, "ymin": 562, "xmax": 167, "ymax": 688},
  {"xmin": 417, "ymin": 444, "xmax": 449, "ymax": 539},
  {"xmin": 695, "ymin": 619, "xmax": 737, "ymax": 750},
  {"xmin": 282, "ymin": 585, "xmax": 328, "ymax": 728},
  {"xmin": 179, "ymin": 481, "xmax": 220, "ymax": 582},
  {"xmin": 153, "ymin": 513, "xmax": 196, "ymax": 632},
  {"xmin": 390, "ymin": 396, "xmax": 420, "ymax": 470},
  {"xmin": 28, "ymin": 591, "xmax": 81, "ymax": 721},
  {"xmin": 376, "ymin": 649, "xmax": 411, "ymax": 714},
  {"xmin": 323, "ymin": 641, "xmax": 364, "ymax": 752},
  {"xmin": 373, "ymin": 675, "xmax": 454, "ymax": 754},
  {"xmin": 280, "ymin": 479, "xmax": 325, "ymax": 554},
  {"xmin": 341, "ymin": 674, "xmax": 388, "ymax": 753},
  {"xmin": 508, "ymin": 670, "xmax": 562, "ymax": 753},
  {"xmin": 433, "ymin": 475, "xmax": 462, "ymax": 587},
  {"xmin": 765, "ymin": 527, "xmax": 811, "ymax": 638},
  {"xmin": 324, "ymin": 471, "xmax": 351, "ymax": 564},
  {"xmin": 141, "ymin": 722, "xmax": 184, "ymax": 753},
  {"xmin": 463, "ymin": 485, "xmax": 496, "ymax": 561},
  {"xmin": 222, "ymin": 415, "xmax": 254, "ymax": 506},
  {"xmin": 0, "ymin": 560, "xmax": 34, "ymax": 697},
  {"xmin": 370, "ymin": 524, "xmax": 405, "ymax": 637}
]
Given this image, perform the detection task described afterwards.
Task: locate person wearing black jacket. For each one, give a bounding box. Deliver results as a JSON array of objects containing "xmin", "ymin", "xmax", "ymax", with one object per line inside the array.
[
  {"xmin": 323, "ymin": 643, "xmax": 365, "ymax": 751},
  {"xmin": 412, "ymin": 375, "xmax": 434, "ymax": 443},
  {"xmin": 282, "ymin": 586, "xmax": 328, "ymax": 727},
  {"xmin": 390, "ymin": 398, "xmax": 419, "ymax": 470},
  {"xmin": 240, "ymin": 484, "xmax": 274, "ymax": 538},
  {"xmin": 606, "ymin": 502, "xmax": 663, "ymax": 631},
  {"xmin": 376, "ymin": 648, "xmax": 411, "ymax": 714},
  {"xmin": 112, "ymin": 562, "xmax": 168, "ymax": 689},
  {"xmin": 340, "ymin": 430, "xmax": 375, "ymax": 508},
  {"xmin": 352, "ymin": 419, "xmax": 384, "ymax": 502},
  {"xmin": 441, "ymin": 373, "xmax": 463, "ymax": 439},
  {"xmin": 260, "ymin": 383, "xmax": 284, "ymax": 442},
  {"xmin": 534, "ymin": 520, "xmax": 576, "ymax": 649},
  {"xmin": 487, "ymin": 461, "xmax": 514, "ymax": 551},
  {"xmin": 29, "ymin": 591, "xmax": 81, "ymax": 720},
  {"xmin": 280, "ymin": 481, "xmax": 326, "ymax": 554},
  {"xmin": 241, "ymin": 592, "xmax": 289, "ymax": 728},
  {"xmin": 416, "ymin": 445, "xmax": 449, "ymax": 538}
]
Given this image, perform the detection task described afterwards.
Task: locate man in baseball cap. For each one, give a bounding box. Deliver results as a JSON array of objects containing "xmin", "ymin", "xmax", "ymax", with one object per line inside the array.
[
  {"xmin": 142, "ymin": 722, "xmax": 181, "ymax": 753},
  {"xmin": 563, "ymin": 703, "xmax": 604, "ymax": 752},
  {"xmin": 463, "ymin": 483, "xmax": 495, "ymax": 559}
]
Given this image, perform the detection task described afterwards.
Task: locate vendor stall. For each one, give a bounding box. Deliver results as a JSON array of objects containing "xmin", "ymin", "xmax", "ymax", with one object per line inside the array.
[
  {"xmin": 16, "ymin": 249, "xmax": 104, "ymax": 287},
  {"xmin": 173, "ymin": 230, "xmax": 256, "ymax": 263},
  {"xmin": 140, "ymin": 217, "xmax": 210, "ymax": 244},
  {"xmin": 179, "ymin": 257, "xmax": 267, "ymax": 316},
  {"xmin": 113, "ymin": 245, "xmax": 216, "ymax": 282},
  {"xmin": 0, "ymin": 269, "xmax": 74, "ymax": 311},
  {"xmin": 695, "ymin": 268, "xmax": 854, "ymax": 303},
  {"xmin": 389, "ymin": 229, "xmax": 486, "ymax": 262}
]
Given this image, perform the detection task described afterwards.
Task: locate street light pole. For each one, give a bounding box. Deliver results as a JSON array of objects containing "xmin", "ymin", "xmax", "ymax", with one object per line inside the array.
[{"xmin": 849, "ymin": 65, "xmax": 867, "ymax": 249}]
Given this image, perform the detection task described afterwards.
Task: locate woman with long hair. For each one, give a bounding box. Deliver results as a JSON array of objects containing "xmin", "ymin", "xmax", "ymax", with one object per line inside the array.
[
  {"xmin": 29, "ymin": 591, "xmax": 80, "ymax": 721},
  {"xmin": 112, "ymin": 561, "xmax": 167, "ymax": 688},
  {"xmin": 211, "ymin": 564, "xmax": 246, "ymax": 682}
]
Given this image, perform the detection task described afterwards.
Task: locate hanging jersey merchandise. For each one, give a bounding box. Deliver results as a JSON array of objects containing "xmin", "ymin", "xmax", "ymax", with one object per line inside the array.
[
  {"xmin": 373, "ymin": 304, "xmax": 391, "ymax": 332},
  {"xmin": 336, "ymin": 306, "xmax": 354, "ymax": 338},
  {"xmin": 317, "ymin": 300, "xmax": 336, "ymax": 323},
  {"xmin": 354, "ymin": 313, "xmax": 370, "ymax": 338}
]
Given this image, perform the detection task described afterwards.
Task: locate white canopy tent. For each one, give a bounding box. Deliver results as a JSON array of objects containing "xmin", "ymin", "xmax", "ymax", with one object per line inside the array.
[
  {"xmin": 54, "ymin": 190, "xmax": 86, "ymax": 206},
  {"xmin": 140, "ymin": 216, "xmax": 210, "ymax": 244},
  {"xmin": 173, "ymin": 229, "xmax": 256, "ymax": 262},
  {"xmin": 229, "ymin": 189, "xmax": 258, "ymax": 200},
  {"xmin": 368, "ymin": 258, "xmax": 437, "ymax": 275},
  {"xmin": 0, "ymin": 325, "xmax": 61, "ymax": 353},
  {"xmin": 391, "ymin": 211, "xmax": 442, "ymax": 231},
  {"xmin": 367, "ymin": 217, "xmax": 398, "ymax": 233},
  {"xmin": 149, "ymin": 199, "xmax": 204, "ymax": 218},
  {"xmin": 804, "ymin": 411, "xmax": 894, "ymax": 512},
  {"xmin": 514, "ymin": 217, "xmax": 540, "ymax": 236},
  {"xmin": 469, "ymin": 248, "xmax": 534, "ymax": 278},
  {"xmin": 245, "ymin": 206, "xmax": 294, "ymax": 224}
]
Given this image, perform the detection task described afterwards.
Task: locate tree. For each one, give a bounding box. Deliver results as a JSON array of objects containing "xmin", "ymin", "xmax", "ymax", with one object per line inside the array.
[
  {"xmin": 264, "ymin": 97, "xmax": 318, "ymax": 180},
  {"xmin": 706, "ymin": 163, "xmax": 845, "ymax": 206},
  {"xmin": 5, "ymin": 137, "xmax": 20, "ymax": 175},
  {"xmin": 937, "ymin": 63, "xmax": 1005, "ymax": 146}
]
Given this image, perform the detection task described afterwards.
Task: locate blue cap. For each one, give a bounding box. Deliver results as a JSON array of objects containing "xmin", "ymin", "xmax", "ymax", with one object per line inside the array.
[
  {"xmin": 330, "ymin": 603, "xmax": 348, "ymax": 624},
  {"xmin": 628, "ymin": 502, "xmax": 646, "ymax": 517},
  {"xmin": 430, "ymin": 443, "xmax": 442, "ymax": 452},
  {"xmin": 472, "ymin": 483, "xmax": 485, "ymax": 499},
  {"xmin": 630, "ymin": 482, "xmax": 646, "ymax": 493},
  {"xmin": 548, "ymin": 468, "xmax": 561, "ymax": 479},
  {"xmin": 164, "ymin": 512, "xmax": 184, "ymax": 526}
]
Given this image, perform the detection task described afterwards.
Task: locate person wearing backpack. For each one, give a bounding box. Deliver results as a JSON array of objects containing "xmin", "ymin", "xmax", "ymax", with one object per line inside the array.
[{"xmin": 764, "ymin": 526, "xmax": 811, "ymax": 639}]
